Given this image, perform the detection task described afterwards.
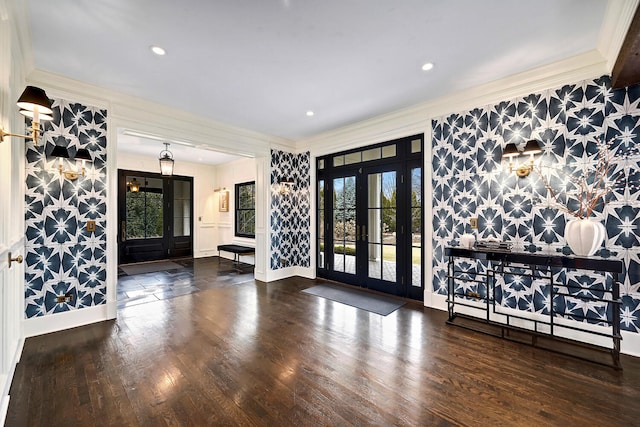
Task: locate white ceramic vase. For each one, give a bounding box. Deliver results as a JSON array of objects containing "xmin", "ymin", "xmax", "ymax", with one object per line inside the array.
[{"xmin": 564, "ymin": 218, "xmax": 606, "ymax": 256}]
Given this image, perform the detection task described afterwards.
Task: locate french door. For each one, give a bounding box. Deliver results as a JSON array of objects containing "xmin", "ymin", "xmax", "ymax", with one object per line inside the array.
[
  {"xmin": 317, "ymin": 135, "xmax": 423, "ymax": 300},
  {"xmin": 118, "ymin": 170, "xmax": 193, "ymax": 264}
]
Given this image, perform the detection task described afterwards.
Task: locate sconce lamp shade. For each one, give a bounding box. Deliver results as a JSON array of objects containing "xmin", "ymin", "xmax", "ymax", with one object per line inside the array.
[
  {"xmin": 50, "ymin": 145, "xmax": 70, "ymax": 159},
  {"xmin": 16, "ymin": 86, "xmax": 53, "ymax": 116},
  {"xmin": 75, "ymin": 148, "xmax": 92, "ymax": 161},
  {"xmin": 502, "ymin": 143, "xmax": 519, "ymax": 158},
  {"xmin": 279, "ymin": 177, "xmax": 295, "ymax": 185},
  {"xmin": 523, "ymin": 139, "xmax": 542, "ymax": 155},
  {"xmin": 159, "ymin": 143, "xmax": 174, "ymax": 176},
  {"xmin": 18, "ymin": 110, "xmax": 53, "ymax": 122}
]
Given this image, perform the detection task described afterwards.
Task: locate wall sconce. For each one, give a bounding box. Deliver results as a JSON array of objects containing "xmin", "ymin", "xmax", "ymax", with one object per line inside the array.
[
  {"xmin": 502, "ymin": 139, "xmax": 542, "ymax": 177},
  {"xmin": 159, "ymin": 142, "xmax": 174, "ymax": 176},
  {"xmin": 51, "ymin": 145, "xmax": 92, "ymax": 180},
  {"xmin": 279, "ymin": 177, "xmax": 295, "ymax": 195},
  {"xmin": 213, "ymin": 187, "xmax": 227, "ymax": 193},
  {"xmin": 0, "ymin": 86, "xmax": 53, "ymax": 146}
]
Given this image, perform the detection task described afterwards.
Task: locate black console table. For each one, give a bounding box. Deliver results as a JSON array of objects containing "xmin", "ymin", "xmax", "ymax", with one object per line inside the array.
[{"xmin": 445, "ymin": 247, "xmax": 623, "ymax": 368}]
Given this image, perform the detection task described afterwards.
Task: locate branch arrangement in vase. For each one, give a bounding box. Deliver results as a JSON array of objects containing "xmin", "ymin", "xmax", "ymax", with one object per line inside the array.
[{"xmin": 534, "ymin": 137, "xmax": 637, "ymax": 219}]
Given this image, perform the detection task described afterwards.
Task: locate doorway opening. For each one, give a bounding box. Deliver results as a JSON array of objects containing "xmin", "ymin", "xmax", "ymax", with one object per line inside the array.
[
  {"xmin": 316, "ymin": 134, "xmax": 424, "ymax": 300},
  {"xmin": 118, "ymin": 169, "xmax": 193, "ymax": 264}
]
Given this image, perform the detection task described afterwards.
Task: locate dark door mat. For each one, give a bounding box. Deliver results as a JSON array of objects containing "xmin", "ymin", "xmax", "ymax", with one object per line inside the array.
[
  {"xmin": 302, "ymin": 284, "xmax": 406, "ymax": 316},
  {"xmin": 120, "ymin": 261, "xmax": 185, "ymax": 276}
]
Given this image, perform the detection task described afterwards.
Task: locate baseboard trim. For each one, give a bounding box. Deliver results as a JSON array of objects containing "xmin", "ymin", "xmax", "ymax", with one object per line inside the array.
[
  {"xmin": 0, "ymin": 336, "xmax": 24, "ymax": 427},
  {"xmin": 23, "ymin": 305, "xmax": 109, "ymax": 338},
  {"xmin": 0, "ymin": 395, "xmax": 9, "ymax": 427},
  {"xmin": 622, "ymin": 331, "xmax": 640, "ymax": 358}
]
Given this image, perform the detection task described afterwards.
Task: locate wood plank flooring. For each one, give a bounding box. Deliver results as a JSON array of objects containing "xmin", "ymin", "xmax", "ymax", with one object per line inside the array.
[{"xmin": 6, "ymin": 257, "xmax": 640, "ymax": 426}]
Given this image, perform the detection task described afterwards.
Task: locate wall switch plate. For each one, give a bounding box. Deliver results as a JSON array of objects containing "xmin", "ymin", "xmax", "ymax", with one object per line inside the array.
[
  {"xmin": 470, "ymin": 217, "xmax": 478, "ymax": 229},
  {"xmin": 86, "ymin": 220, "xmax": 96, "ymax": 232}
]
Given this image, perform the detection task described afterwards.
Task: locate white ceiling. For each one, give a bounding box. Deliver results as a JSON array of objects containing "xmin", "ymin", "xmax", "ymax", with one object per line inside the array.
[
  {"xmin": 28, "ymin": 0, "xmax": 607, "ymax": 143},
  {"xmin": 117, "ymin": 131, "xmax": 243, "ymax": 166}
]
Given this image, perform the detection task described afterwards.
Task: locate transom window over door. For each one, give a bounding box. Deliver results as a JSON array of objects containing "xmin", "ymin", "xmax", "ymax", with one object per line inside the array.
[{"xmin": 235, "ymin": 181, "xmax": 256, "ymax": 238}]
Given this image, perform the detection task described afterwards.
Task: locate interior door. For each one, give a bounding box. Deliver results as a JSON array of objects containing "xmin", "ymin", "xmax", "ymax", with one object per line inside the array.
[{"xmin": 118, "ymin": 170, "xmax": 193, "ymax": 264}]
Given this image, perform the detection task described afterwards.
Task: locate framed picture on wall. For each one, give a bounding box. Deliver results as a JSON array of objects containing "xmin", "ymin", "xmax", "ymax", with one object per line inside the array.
[{"xmin": 219, "ymin": 191, "xmax": 229, "ymax": 212}]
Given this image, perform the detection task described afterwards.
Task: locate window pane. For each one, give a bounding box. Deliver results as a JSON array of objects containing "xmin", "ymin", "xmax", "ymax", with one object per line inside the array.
[
  {"xmin": 411, "ymin": 247, "xmax": 422, "ymax": 287},
  {"xmin": 344, "ymin": 152, "xmax": 361, "ymax": 165},
  {"xmin": 318, "ymin": 240, "xmax": 325, "ymax": 268},
  {"xmin": 362, "ymin": 148, "xmax": 381, "ymax": 162},
  {"xmin": 318, "ymin": 159, "xmax": 325, "ymax": 170},
  {"xmin": 173, "ymin": 180, "xmax": 191, "ymax": 237},
  {"xmin": 333, "ymin": 155, "xmax": 344, "ymax": 167},
  {"xmin": 382, "ymin": 144, "xmax": 396, "ymax": 158},
  {"xmin": 411, "ymin": 168, "xmax": 422, "ymax": 207},
  {"xmin": 411, "ymin": 139, "xmax": 422, "ymax": 153},
  {"xmin": 382, "ymin": 245, "xmax": 396, "ymax": 282},
  {"xmin": 235, "ymin": 181, "xmax": 256, "ymax": 237},
  {"xmin": 126, "ymin": 176, "xmax": 164, "ymax": 239}
]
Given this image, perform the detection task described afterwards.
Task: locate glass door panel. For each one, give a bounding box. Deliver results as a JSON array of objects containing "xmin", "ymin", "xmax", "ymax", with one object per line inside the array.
[
  {"xmin": 173, "ymin": 180, "xmax": 191, "ymax": 237},
  {"xmin": 367, "ymin": 171, "xmax": 397, "ymax": 284},
  {"xmin": 318, "ymin": 179, "xmax": 325, "ymax": 269},
  {"xmin": 410, "ymin": 167, "xmax": 422, "ymax": 288},
  {"xmin": 333, "ymin": 176, "xmax": 357, "ymax": 275},
  {"xmin": 125, "ymin": 176, "xmax": 163, "ymax": 239}
]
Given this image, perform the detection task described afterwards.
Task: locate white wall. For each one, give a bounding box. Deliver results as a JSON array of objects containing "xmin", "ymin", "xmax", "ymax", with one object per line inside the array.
[{"xmin": 214, "ymin": 157, "xmax": 257, "ymax": 263}]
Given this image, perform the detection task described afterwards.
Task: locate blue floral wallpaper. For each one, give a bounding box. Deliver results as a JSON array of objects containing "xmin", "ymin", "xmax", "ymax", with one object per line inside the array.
[
  {"xmin": 270, "ymin": 149, "xmax": 310, "ymax": 270},
  {"xmin": 24, "ymin": 99, "xmax": 108, "ymax": 318},
  {"xmin": 432, "ymin": 75, "xmax": 640, "ymax": 332}
]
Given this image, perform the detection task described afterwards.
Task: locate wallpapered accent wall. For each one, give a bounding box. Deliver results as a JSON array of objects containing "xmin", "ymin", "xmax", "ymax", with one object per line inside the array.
[
  {"xmin": 270, "ymin": 149, "xmax": 311, "ymax": 270},
  {"xmin": 24, "ymin": 99, "xmax": 108, "ymax": 318},
  {"xmin": 432, "ymin": 75, "xmax": 640, "ymax": 332}
]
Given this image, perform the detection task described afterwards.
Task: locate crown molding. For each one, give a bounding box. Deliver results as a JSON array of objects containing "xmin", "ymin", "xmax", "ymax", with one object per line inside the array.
[
  {"xmin": 3, "ymin": 0, "xmax": 34, "ymax": 77},
  {"xmin": 26, "ymin": 69, "xmax": 295, "ymax": 157},
  {"xmin": 297, "ymin": 49, "xmax": 608, "ymax": 155},
  {"xmin": 598, "ymin": 0, "xmax": 640, "ymax": 72}
]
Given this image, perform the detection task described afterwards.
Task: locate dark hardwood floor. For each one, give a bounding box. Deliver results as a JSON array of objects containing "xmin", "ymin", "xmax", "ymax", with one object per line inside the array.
[
  {"xmin": 7, "ymin": 257, "xmax": 640, "ymax": 426},
  {"xmin": 116, "ymin": 257, "xmax": 254, "ymax": 309}
]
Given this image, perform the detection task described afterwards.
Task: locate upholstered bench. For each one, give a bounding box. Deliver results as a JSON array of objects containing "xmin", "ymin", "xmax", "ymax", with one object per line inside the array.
[{"xmin": 217, "ymin": 244, "xmax": 255, "ymax": 272}]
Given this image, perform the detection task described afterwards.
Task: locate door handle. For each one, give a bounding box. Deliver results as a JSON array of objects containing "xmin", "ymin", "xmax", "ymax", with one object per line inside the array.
[
  {"xmin": 8, "ymin": 252, "xmax": 23, "ymax": 269},
  {"xmin": 121, "ymin": 221, "xmax": 126, "ymax": 242},
  {"xmin": 361, "ymin": 225, "xmax": 367, "ymax": 241}
]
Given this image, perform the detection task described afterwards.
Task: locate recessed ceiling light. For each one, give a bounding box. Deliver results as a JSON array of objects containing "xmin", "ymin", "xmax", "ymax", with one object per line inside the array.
[
  {"xmin": 421, "ymin": 62, "xmax": 434, "ymax": 71},
  {"xmin": 151, "ymin": 45, "xmax": 166, "ymax": 56},
  {"xmin": 306, "ymin": 111, "xmax": 314, "ymax": 117}
]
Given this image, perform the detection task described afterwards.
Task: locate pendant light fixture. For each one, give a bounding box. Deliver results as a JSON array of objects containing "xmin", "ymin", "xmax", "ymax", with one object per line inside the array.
[
  {"xmin": 159, "ymin": 142, "xmax": 174, "ymax": 176},
  {"xmin": 129, "ymin": 177, "xmax": 141, "ymax": 193}
]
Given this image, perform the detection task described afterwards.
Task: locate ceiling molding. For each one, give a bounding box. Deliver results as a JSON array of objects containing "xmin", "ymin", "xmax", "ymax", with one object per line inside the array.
[
  {"xmin": 597, "ymin": 0, "xmax": 640, "ymax": 72},
  {"xmin": 25, "ymin": 68, "xmax": 295, "ymax": 157},
  {"xmin": 611, "ymin": 4, "xmax": 640, "ymax": 88},
  {"xmin": 3, "ymin": 0, "xmax": 34, "ymax": 78}
]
